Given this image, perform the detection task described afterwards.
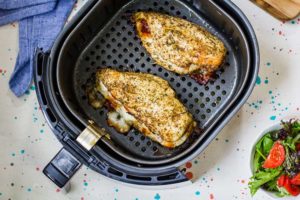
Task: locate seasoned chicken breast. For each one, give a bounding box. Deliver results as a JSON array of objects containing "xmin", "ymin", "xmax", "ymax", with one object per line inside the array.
[
  {"xmin": 96, "ymin": 69, "xmax": 196, "ymax": 148},
  {"xmin": 133, "ymin": 12, "xmax": 226, "ymax": 84}
]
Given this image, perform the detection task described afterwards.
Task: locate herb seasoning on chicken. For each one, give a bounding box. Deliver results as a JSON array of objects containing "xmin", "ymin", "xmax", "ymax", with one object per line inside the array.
[
  {"xmin": 133, "ymin": 11, "xmax": 227, "ymax": 84},
  {"xmin": 95, "ymin": 69, "xmax": 196, "ymax": 148}
]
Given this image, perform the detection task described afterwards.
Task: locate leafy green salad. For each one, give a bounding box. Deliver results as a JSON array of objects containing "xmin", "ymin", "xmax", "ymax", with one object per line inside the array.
[{"xmin": 249, "ymin": 120, "xmax": 300, "ymax": 197}]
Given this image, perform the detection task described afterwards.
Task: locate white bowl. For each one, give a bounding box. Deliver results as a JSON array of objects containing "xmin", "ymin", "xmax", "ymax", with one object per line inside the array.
[{"xmin": 250, "ymin": 122, "xmax": 297, "ymax": 200}]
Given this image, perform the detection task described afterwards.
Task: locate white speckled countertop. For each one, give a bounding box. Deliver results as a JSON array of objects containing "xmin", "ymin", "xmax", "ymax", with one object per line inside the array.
[{"xmin": 0, "ymin": 0, "xmax": 300, "ymax": 199}]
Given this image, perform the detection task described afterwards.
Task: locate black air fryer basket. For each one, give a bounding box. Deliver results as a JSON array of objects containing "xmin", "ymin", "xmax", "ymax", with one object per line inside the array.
[{"xmin": 34, "ymin": 0, "xmax": 259, "ymax": 188}]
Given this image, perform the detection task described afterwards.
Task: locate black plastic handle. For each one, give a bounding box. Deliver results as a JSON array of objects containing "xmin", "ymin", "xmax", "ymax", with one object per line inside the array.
[{"xmin": 43, "ymin": 148, "xmax": 82, "ymax": 188}]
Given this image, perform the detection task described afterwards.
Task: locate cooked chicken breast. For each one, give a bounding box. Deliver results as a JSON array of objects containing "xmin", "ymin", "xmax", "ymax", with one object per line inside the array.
[
  {"xmin": 133, "ymin": 12, "xmax": 226, "ymax": 83},
  {"xmin": 96, "ymin": 69, "xmax": 196, "ymax": 148}
]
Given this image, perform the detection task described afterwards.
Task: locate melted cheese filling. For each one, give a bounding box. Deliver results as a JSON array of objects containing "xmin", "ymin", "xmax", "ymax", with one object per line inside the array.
[
  {"xmin": 98, "ymin": 81, "xmax": 135, "ymax": 124},
  {"xmin": 107, "ymin": 111, "xmax": 131, "ymax": 133}
]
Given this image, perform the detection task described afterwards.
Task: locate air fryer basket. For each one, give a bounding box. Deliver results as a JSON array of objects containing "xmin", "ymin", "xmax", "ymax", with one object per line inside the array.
[{"xmin": 53, "ymin": 0, "xmax": 256, "ymax": 166}]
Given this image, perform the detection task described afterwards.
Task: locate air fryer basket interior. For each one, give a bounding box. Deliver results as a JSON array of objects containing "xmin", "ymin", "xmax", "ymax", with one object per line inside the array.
[{"xmin": 56, "ymin": 0, "xmax": 250, "ymax": 165}]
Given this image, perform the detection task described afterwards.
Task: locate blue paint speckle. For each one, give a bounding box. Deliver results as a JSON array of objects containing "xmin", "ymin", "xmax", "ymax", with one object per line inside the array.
[
  {"xmin": 264, "ymin": 79, "xmax": 269, "ymax": 84},
  {"xmin": 195, "ymin": 191, "xmax": 200, "ymax": 196},
  {"xmin": 270, "ymin": 116, "xmax": 276, "ymax": 120},
  {"xmin": 154, "ymin": 193, "xmax": 160, "ymax": 200},
  {"xmin": 266, "ymin": 62, "xmax": 271, "ymax": 67},
  {"xmin": 256, "ymin": 76, "xmax": 261, "ymax": 85},
  {"xmin": 27, "ymin": 188, "xmax": 32, "ymax": 192},
  {"xmin": 20, "ymin": 149, "xmax": 25, "ymax": 154}
]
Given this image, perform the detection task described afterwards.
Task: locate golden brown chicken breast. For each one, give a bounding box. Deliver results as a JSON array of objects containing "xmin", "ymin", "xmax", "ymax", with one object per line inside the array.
[
  {"xmin": 133, "ymin": 11, "xmax": 227, "ymax": 84},
  {"xmin": 95, "ymin": 69, "xmax": 196, "ymax": 148}
]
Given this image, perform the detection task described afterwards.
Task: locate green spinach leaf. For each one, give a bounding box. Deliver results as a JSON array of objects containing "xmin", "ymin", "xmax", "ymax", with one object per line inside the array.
[
  {"xmin": 253, "ymin": 151, "xmax": 262, "ymax": 173},
  {"xmin": 249, "ymin": 167, "xmax": 282, "ymax": 196},
  {"xmin": 262, "ymin": 134, "xmax": 274, "ymax": 155},
  {"xmin": 282, "ymin": 136, "xmax": 296, "ymax": 151}
]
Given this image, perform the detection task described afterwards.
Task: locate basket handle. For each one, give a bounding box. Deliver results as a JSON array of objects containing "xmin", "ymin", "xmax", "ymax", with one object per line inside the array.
[{"xmin": 43, "ymin": 148, "xmax": 82, "ymax": 188}]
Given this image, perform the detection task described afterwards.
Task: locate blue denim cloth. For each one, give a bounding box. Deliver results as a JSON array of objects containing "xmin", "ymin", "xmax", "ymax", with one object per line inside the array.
[
  {"xmin": 0, "ymin": 0, "xmax": 76, "ymax": 96},
  {"xmin": 0, "ymin": 0, "xmax": 57, "ymax": 26}
]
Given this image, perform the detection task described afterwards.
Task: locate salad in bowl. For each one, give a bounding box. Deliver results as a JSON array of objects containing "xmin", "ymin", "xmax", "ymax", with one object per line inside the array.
[{"xmin": 249, "ymin": 119, "xmax": 300, "ymax": 197}]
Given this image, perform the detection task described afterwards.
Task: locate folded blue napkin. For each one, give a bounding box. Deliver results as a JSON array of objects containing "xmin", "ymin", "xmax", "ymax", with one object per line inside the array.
[{"xmin": 0, "ymin": 0, "xmax": 76, "ymax": 96}]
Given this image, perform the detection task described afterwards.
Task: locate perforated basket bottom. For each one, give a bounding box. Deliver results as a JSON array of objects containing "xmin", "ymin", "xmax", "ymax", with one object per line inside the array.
[{"xmin": 73, "ymin": 0, "xmax": 238, "ymax": 161}]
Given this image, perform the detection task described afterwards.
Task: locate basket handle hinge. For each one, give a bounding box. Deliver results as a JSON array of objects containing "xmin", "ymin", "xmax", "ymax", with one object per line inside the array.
[{"xmin": 76, "ymin": 120, "xmax": 110, "ymax": 151}]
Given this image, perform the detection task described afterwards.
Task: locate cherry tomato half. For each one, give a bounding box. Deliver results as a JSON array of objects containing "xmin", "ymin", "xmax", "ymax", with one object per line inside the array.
[
  {"xmin": 263, "ymin": 142, "xmax": 285, "ymax": 169},
  {"xmin": 284, "ymin": 178, "xmax": 300, "ymax": 196},
  {"xmin": 291, "ymin": 173, "xmax": 300, "ymax": 185},
  {"xmin": 277, "ymin": 175, "xmax": 287, "ymax": 187}
]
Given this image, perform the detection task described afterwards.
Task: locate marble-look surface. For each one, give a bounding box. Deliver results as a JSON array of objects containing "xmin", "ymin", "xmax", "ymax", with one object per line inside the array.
[{"xmin": 1, "ymin": 0, "xmax": 300, "ymax": 199}]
